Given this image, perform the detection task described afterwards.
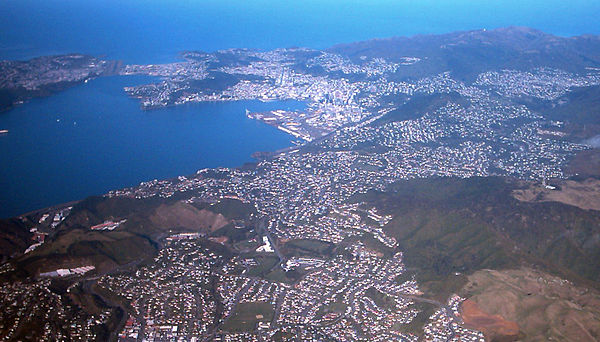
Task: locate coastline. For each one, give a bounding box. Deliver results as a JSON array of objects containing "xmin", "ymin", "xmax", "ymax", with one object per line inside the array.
[{"xmin": 13, "ymin": 200, "xmax": 81, "ymax": 220}]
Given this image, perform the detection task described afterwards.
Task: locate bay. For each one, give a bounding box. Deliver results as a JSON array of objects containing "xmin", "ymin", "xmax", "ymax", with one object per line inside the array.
[{"xmin": 0, "ymin": 76, "xmax": 303, "ymax": 218}]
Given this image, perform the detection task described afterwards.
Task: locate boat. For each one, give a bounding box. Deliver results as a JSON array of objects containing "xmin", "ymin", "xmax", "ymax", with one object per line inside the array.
[{"xmin": 0, "ymin": 129, "xmax": 8, "ymax": 135}]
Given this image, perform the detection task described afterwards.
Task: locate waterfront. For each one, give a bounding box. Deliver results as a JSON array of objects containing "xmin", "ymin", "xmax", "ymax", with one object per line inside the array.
[{"xmin": 0, "ymin": 75, "xmax": 304, "ymax": 218}]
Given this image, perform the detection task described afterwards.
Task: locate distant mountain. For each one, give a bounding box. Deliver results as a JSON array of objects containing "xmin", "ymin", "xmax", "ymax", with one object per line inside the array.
[{"xmin": 329, "ymin": 27, "xmax": 600, "ymax": 81}]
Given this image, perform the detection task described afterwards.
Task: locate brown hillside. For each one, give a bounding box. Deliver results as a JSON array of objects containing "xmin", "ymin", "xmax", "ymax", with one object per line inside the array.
[
  {"xmin": 150, "ymin": 202, "xmax": 229, "ymax": 232},
  {"xmin": 460, "ymin": 299, "xmax": 520, "ymax": 341}
]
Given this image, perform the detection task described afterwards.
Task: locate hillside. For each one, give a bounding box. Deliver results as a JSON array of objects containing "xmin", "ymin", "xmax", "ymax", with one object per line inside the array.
[
  {"xmin": 329, "ymin": 27, "xmax": 600, "ymax": 81},
  {"xmin": 7, "ymin": 195, "xmax": 255, "ymax": 278},
  {"xmin": 0, "ymin": 218, "xmax": 32, "ymax": 262},
  {"xmin": 461, "ymin": 268, "xmax": 600, "ymax": 342},
  {"xmin": 354, "ymin": 177, "xmax": 600, "ymax": 298}
]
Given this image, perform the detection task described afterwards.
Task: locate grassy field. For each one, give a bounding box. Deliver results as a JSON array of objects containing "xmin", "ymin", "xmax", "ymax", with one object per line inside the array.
[
  {"xmin": 222, "ymin": 301, "xmax": 274, "ymax": 332},
  {"xmin": 314, "ymin": 294, "xmax": 347, "ymax": 323},
  {"xmin": 366, "ymin": 287, "xmax": 398, "ymax": 311},
  {"xmin": 282, "ymin": 239, "xmax": 334, "ymax": 258},
  {"xmin": 246, "ymin": 254, "xmax": 280, "ymax": 277},
  {"xmin": 208, "ymin": 198, "xmax": 256, "ymax": 221},
  {"xmin": 263, "ymin": 267, "xmax": 300, "ymax": 283}
]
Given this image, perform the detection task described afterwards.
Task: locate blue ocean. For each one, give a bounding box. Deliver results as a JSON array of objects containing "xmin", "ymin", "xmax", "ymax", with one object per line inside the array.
[
  {"xmin": 1, "ymin": 0, "xmax": 598, "ymax": 64},
  {"xmin": 0, "ymin": 0, "xmax": 599, "ymax": 217}
]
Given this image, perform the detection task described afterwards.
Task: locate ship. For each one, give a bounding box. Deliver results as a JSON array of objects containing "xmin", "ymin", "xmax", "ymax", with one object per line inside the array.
[{"xmin": 0, "ymin": 129, "xmax": 8, "ymax": 135}]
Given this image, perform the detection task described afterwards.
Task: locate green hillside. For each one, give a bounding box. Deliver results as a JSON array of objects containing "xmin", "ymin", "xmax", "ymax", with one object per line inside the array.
[{"xmin": 354, "ymin": 177, "xmax": 600, "ymax": 299}]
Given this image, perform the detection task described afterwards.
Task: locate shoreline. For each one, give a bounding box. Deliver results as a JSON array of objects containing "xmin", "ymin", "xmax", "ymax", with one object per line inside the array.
[
  {"xmin": 7, "ymin": 143, "xmax": 299, "ymax": 220},
  {"xmin": 13, "ymin": 200, "xmax": 81, "ymax": 220}
]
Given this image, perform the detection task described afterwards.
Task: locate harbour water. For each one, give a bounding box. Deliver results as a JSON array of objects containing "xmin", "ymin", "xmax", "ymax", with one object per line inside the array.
[{"xmin": 0, "ymin": 75, "xmax": 304, "ymax": 217}]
